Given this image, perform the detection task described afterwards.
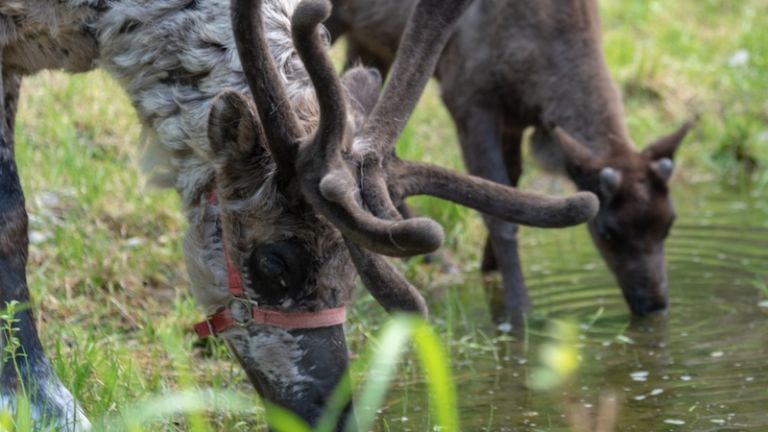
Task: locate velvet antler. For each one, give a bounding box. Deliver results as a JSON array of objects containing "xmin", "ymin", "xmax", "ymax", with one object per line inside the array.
[
  {"xmin": 393, "ymin": 162, "xmax": 599, "ymax": 228},
  {"xmin": 231, "ymin": 0, "xmax": 304, "ymax": 184},
  {"xmin": 229, "ymin": 0, "xmax": 598, "ymax": 315},
  {"xmin": 308, "ymin": 0, "xmax": 600, "ymax": 229},
  {"xmin": 290, "ymin": 0, "xmax": 445, "ymax": 257}
]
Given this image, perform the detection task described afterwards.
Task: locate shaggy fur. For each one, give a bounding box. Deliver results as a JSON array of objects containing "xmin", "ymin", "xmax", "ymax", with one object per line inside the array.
[
  {"xmin": 0, "ymin": 0, "xmax": 355, "ymax": 428},
  {"xmin": 2, "ymin": 0, "xmax": 356, "ymax": 308}
]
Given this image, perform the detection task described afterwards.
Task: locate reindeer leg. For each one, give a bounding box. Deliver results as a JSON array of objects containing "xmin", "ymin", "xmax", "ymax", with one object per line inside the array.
[
  {"xmin": 482, "ymin": 125, "xmax": 526, "ymax": 268},
  {"xmin": 446, "ymin": 99, "xmax": 531, "ymax": 322},
  {"xmin": 0, "ymin": 72, "xmax": 89, "ymax": 431}
]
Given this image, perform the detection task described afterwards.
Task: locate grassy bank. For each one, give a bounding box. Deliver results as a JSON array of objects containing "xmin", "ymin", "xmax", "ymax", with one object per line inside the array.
[{"xmin": 4, "ymin": 0, "xmax": 768, "ymax": 429}]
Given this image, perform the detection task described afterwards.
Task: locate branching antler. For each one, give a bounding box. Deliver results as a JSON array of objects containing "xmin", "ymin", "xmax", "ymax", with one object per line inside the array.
[
  {"xmin": 228, "ymin": 0, "xmax": 599, "ymax": 315},
  {"xmin": 290, "ymin": 0, "xmax": 599, "ymax": 233},
  {"xmin": 345, "ymin": 239, "xmax": 428, "ymax": 316},
  {"xmin": 356, "ymin": 0, "xmax": 471, "ymax": 156},
  {"xmin": 289, "ymin": 0, "xmax": 445, "ymax": 257}
]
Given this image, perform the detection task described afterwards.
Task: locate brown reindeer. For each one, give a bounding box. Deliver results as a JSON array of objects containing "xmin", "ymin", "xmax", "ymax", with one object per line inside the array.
[
  {"xmin": 328, "ymin": 0, "xmax": 695, "ymax": 318},
  {"xmin": 0, "ymin": 0, "xmax": 598, "ymax": 429}
]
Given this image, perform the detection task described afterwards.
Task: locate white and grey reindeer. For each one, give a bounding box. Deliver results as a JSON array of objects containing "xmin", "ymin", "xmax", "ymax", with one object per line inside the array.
[{"xmin": 0, "ymin": 0, "xmax": 599, "ymax": 429}]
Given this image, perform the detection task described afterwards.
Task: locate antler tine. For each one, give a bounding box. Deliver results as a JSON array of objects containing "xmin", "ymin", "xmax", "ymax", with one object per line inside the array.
[
  {"xmin": 346, "ymin": 239, "xmax": 428, "ymax": 317},
  {"xmin": 231, "ymin": 0, "xmax": 303, "ymax": 181},
  {"xmin": 290, "ymin": 0, "xmax": 345, "ymax": 163},
  {"xmin": 357, "ymin": 0, "xmax": 475, "ymax": 155},
  {"xmin": 291, "ymin": 0, "xmax": 445, "ymax": 257},
  {"xmin": 394, "ymin": 162, "xmax": 600, "ymax": 228}
]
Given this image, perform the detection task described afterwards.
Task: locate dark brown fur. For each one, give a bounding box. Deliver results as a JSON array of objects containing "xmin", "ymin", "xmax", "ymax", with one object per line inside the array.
[{"xmin": 329, "ymin": 0, "xmax": 694, "ymax": 317}]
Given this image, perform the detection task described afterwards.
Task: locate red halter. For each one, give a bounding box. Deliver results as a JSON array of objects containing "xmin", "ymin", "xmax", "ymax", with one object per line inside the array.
[{"xmin": 193, "ymin": 191, "xmax": 347, "ymax": 338}]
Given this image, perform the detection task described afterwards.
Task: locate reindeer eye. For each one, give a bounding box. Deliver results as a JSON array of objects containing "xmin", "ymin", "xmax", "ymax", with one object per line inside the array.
[
  {"xmin": 247, "ymin": 239, "xmax": 312, "ymax": 303},
  {"xmin": 259, "ymin": 255, "xmax": 286, "ymax": 278}
]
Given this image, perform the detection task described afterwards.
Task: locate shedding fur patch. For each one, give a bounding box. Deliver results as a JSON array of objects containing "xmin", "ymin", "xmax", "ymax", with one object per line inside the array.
[
  {"xmin": 226, "ymin": 326, "xmax": 313, "ymax": 397},
  {"xmin": 184, "ymin": 202, "xmax": 230, "ymax": 313}
]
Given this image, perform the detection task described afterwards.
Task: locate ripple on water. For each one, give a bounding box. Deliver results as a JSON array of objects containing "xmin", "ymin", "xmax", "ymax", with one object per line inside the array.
[{"xmin": 377, "ymin": 185, "xmax": 768, "ymax": 431}]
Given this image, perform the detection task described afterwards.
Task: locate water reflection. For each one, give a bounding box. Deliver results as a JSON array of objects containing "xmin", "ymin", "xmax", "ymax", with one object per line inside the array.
[{"xmin": 375, "ymin": 183, "xmax": 768, "ymax": 431}]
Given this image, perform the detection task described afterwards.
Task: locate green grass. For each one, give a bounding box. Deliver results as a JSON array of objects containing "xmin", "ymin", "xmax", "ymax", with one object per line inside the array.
[{"xmin": 3, "ymin": 0, "xmax": 768, "ymax": 430}]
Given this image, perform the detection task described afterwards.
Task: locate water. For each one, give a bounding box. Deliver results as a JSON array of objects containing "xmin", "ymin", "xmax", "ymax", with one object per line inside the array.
[{"xmin": 374, "ymin": 183, "xmax": 768, "ymax": 431}]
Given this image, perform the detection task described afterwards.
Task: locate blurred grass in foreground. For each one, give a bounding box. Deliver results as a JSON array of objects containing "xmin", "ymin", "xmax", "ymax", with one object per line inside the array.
[
  {"xmin": 2, "ymin": 0, "xmax": 767, "ymax": 429},
  {"xmin": 2, "ymin": 315, "xmax": 457, "ymax": 432}
]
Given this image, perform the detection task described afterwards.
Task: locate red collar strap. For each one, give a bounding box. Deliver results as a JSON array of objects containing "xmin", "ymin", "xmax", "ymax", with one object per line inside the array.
[
  {"xmin": 193, "ymin": 191, "xmax": 347, "ymax": 338},
  {"xmin": 193, "ymin": 300, "xmax": 348, "ymax": 338}
]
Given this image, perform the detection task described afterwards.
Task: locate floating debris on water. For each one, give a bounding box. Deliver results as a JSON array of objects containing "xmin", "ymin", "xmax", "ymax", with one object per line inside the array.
[
  {"xmin": 664, "ymin": 419, "xmax": 686, "ymax": 426},
  {"xmin": 630, "ymin": 371, "xmax": 649, "ymax": 382},
  {"xmin": 616, "ymin": 335, "xmax": 635, "ymax": 344}
]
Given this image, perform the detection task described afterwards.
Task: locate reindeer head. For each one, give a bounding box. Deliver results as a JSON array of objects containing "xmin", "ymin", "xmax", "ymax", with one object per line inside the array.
[
  {"xmin": 551, "ymin": 123, "xmax": 693, "ymax": 316},
  {"xmin": 197, "ymin": 0, "xmax": 598, "ymax": 427}
]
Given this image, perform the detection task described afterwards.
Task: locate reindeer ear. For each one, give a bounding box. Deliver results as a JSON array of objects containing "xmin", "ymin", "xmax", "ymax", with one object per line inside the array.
[
  {"xmin": 553, "ymin": 126, "xmax": 596, "ymax": 170},
  {"xmin": 341, "ymin": 66, "xmax": 383, "ymax": 117},
  {"xmin": 643, "ymin": 119, "xmax": 696, "ymax": 161},
  {"xmin": 651, "ymin": 158, "xmax": 674, "ymax": 182},
  {"xmin": 208, "ymin": 90, "xmax": 265, "ymax": 159},
  {"xmin": 208, "ymin": 91, "xmax": 272, "ymax": 200}
]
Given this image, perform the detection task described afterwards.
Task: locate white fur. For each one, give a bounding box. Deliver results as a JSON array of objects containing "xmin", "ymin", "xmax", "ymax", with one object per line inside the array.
[
  {"xmin": 39, "ymin": 380, "xmax": 92, "ymax": 432},
  {"xmin": 184, "ymin": 203, "xmax": 230, "ymax": 314},
  {"xmin": 0, "ymin": 380, "xmax": 91, "ymax": 432}
]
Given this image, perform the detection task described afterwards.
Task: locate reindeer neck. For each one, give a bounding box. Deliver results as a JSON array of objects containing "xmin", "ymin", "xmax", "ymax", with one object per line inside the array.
[{"xmin": 538, "ymin": 65, "xmax": 634, "ymax": 156}]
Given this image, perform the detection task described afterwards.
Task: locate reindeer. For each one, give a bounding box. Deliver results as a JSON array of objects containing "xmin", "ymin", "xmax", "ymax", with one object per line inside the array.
[
  {"xmin": 328, "ymin": 0, "xmax": 695, "ymax": 318},
  {"xmin": 0, "ymin": 0, "xmax": 600, "ymax": 429}
]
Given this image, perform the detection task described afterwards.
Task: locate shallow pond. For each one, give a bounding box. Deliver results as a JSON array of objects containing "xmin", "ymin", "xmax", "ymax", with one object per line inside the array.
[{"xmin": 372, "ymin": 182, "xmax": 768, "ymax": 431}]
